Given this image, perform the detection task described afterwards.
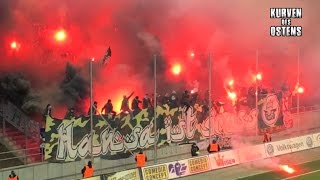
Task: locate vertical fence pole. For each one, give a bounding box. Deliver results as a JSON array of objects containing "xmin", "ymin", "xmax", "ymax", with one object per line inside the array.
[
  {"xmin": 208, "ymin": 53, "xmax": 212, "ymax": 144},
  {"xmin": 24, "ymin": 120, "xmax": 28, "ymax": 164},
  {"xmin": 297, "ymin": 48, "xmax": 300, "ymax": 131},
  {"xmin": 153, "ymin": 54, "xmax": 157, "ymax": 164},
  {"xmin": 255, "ymin": 50, "xmax": 259, "ymax": 136},
  {"xmin": 2, "ymin": 117, "xmax": 5, "ymax": 135},
  {"xmin": 90, "ymin": 60, "xmax": 94, "ymax": 162}
]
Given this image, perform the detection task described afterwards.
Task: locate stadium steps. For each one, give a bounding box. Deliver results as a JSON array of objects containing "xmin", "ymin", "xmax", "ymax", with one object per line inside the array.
[{"xmin": 0, "ymin": 125, "xmax": 41, "ymax": 164}]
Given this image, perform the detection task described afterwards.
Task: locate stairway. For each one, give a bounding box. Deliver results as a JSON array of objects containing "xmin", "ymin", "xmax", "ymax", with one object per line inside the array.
[
  {"xmin": 0, "ymin": 124, "xmax": 42, "ymax": 164},
  {"xmin": 0, "ymin": 101, "xmax": 42, "ymax": 165}
]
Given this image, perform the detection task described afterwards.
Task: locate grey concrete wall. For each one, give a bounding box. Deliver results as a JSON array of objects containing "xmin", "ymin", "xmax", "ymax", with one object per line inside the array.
[
  {"xmin": 1, "ymin": 110, "xmax": 320, "ymax": 180},
  {"xmin": 0, "ymin": 143, "xmax": 191, "ymax": 180}
]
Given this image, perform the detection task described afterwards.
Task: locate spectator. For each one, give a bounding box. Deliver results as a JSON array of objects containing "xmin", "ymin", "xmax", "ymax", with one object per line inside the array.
[
  {"xmin": 263, "ymin": 130, "xmax": 272, "ymax": 143},
  {"xmin": 191, "ymin": 143, "xmax": 200, "ymax": 157},
  {"xmin": 64, "ymin": 107, "xmax": 75, "ymax": 119},
  {"xmin": 190, "ymin": 91, "xmax": 198, "ymax": 105},
  {"xmin": 40, "ymin": 132, "xmax": 45, "ymax": 157},
  {"xmin": 281, "ymin": 80, "xmax": 289, "ymax": 92},
  {"xmin": 181, "ymin": 90, "xmax": 191, "ymax": 113},
  {"xmin": 131, "ymin": 96, "xmax": 142, "ymax": 111},
  {"xmin": 82, "ymin": 161, "xmax": 94, "ymax": 178},
  {"xmin": 88, "ymin": 101, "xmax": 98, "ymax": 115},
  {"xmin": 43, "ymin": 104, "xmax": 52, "ymax": 117},
  {"xmin": 135, "ymin": 150, "xmax": 147, "ymax": 168},
  {"xmin": 41, "ymin": 104, "xmax": 51, "ymax": 138},
  {"xmin": 214, "ymin": 101, "xmax": 225, "ymax": 114},
  {"xmin": 8, "ymin": 171, "xmax": 19, "ymax": 180},
  {"xmin": 162, "ymin": 93, "xmax": 170, "ymax": 105},
  {"xmin": 169, "ymin": 91, "xmax": 178, "ymax": 108},
  {"xmin": 121, "ymin": 92, "xmax": 134, "ymax": 113},
  {"xmin": 101, "ymin": 99, "xmax": 116, "ymax": 117},
  {"xmin": 207, "ymin": 139, "xmax": 220, "ymax": 153},
  {"xmin": 150, "ymin": 93, "xmax": 160, "ymax": 106},
  {"xmin": 142, "ymin": 94, "xmax": 152, "ymax": 109}
]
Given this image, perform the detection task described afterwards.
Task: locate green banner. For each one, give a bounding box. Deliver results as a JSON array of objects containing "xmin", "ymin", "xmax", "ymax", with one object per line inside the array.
[{"xmin": 45, "ymin": 99, "xmax": 291, "ymax": 162}]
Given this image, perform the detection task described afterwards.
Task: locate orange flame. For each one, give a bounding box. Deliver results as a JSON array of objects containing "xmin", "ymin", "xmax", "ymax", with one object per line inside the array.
[
  {"xmin": 279, "ymin": 165, "xmax": 295, "ymax": 174},
  {"xmin": 11, "ymin": 41, "xmax": 17, "ymax": 49},
  {"xmin": 172, "ymin": 63, "xmax": 182, "ymax": 75},
  {"xmin": 55, "ymin": 29, "xmax": 67, "ymax": 42},
  {"xmin": 297, "ymin": 87, "xmax": 304, "ymax": 94},
  {"xmin": 256, "ymin": 73, "xmax": 262, "ymax": 81},
  {"xmin": 227, "ymin": 91, "xmax": 237, "ymax": 105},
  {"xmin": 228, "ymin": 80, "xmax": 234, "ymax": 86}
]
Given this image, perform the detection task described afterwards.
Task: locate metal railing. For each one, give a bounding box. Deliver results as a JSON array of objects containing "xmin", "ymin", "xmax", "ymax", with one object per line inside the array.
[
  {"xmin": 1, "ymin": 101, "xmax": 41, "ymax": 139},
  {"xmin": 0, "ymin": 104, "xmax": 319, "ymax": 170},
  {"xmin": 0, "ymin": 99, "xmax": 43, "ymax": 169},
  {"xmin": 0, "ymin": 147, "xmax": 43, "ymax": 166},
  {"xmin": 290, "ymin": 105, "xmax": 320, "ymax": 113}
]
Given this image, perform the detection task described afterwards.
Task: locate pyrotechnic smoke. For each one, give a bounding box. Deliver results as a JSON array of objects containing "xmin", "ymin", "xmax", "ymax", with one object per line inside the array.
[
  {"xmin": 0, "ymin": 0, "xmax": 319, "ymax": 116},
  {"xmin": 59, "ymin": 63, "xmax": 89, "ymax": 113},
  {"xmin": 0, "ymin": 73, "xmax": 41, "ymax": 115}
]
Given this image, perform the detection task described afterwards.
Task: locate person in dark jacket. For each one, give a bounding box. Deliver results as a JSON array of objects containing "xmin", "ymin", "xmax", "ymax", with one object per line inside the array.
[
  {"xmin": 43, "ymin": 104, "xmax": 52, "ymax": 117},
  {"xmin": 131, "ymin": 96, "xmax": 142, "ymax": 111},
  {"xmin": 121, "ymin": 92, "xmax": 134, "ymax": 113},
  {"xmin": 101, "ymin": 99, "xmax": 116, "ymax": 117},
  {"xmin": 41, "ymin": 104, "xmax": 52, "ymax": 137},
  {"xmin": 169, "ymin": 91, "xmax": 178, "ymax": 108},
  {"xmin": 88, "ymin": 101, "xmax": 98, "ymax": 115},
  {"xmin": 162, "ymin": 93, "xmax": 170, "ymax": 105},
  {"xmin": 142, "ymin": 94, "xmax": 152, "ymax": 109},
  {"xmin": 64, "ymin": 107, "xmax": 75, "ymax": 119},
  {"xmin": 181, "ymin": 90, "xmax": 191, "ymax": 114},
  {"xmin": 263, "ymin": 130, "xmax": 272, "ymax": 143},
  {"xmin": 191, "ymin": 143, "xmax": 200, "ymax": 156}
]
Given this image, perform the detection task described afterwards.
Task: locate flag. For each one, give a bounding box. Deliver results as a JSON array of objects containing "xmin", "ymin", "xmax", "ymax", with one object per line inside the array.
[{"xmin": 102, "ymin": 46, "xmax": 111, "ymax": 65}]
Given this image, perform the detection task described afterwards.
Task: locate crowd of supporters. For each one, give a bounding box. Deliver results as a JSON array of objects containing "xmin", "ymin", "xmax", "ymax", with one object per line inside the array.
[{"xmin": 42, "ymin": 81, "xmax": 294, "ymax": 119}]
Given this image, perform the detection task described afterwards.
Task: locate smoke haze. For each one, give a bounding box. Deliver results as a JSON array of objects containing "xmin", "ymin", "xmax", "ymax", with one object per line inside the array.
[{"xmin": 1, "ymin": 0, "xmax": 319, "ymax": 117}]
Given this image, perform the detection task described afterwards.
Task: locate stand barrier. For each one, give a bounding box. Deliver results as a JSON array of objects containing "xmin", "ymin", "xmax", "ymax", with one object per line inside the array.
[{"xmin": 82, "ymin": 132, "xmax": 320, "ymax": 180}]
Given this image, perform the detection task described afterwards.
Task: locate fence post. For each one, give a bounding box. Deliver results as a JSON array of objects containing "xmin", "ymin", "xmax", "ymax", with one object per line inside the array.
[
  {"xmin": 2, "ymin": 117, "xmax": 5, "ymax": 135},
  {"xmin": 24, "ymin": 119, "xmax": 28, "ymax": 164},
  {"xmin": 2, "ymin": 105, "xmax": 5, "ymax": 135}
]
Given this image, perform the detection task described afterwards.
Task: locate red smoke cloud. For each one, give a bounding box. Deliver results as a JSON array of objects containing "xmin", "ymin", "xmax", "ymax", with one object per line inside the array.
[{"xmin": 0, "ymin": 0, "xmax": 319, "ymax": 114}]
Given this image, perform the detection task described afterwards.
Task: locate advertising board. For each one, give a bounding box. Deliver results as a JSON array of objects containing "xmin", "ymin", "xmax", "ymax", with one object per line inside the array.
[
  {"xmin": 237, "ymin": 144, "xmax": 266, "ymax": 163},
  {"xmin": 289, "ymin": 134, "xmax": 314, "ymax": 153},
  {"xmin": 82, "ymin": 176, "xmax": 101, "ymax": 180},
  {"xmin": 313, "ymin": 133, "xmax": 320, "ymax": 148},
  {"xmin": 104, "ymin": 169, "xmax": 140, "ymax": 180},
  {"xmin": 187, "ymin": 156, "xmax": 210, "ymax": 175},
  {"xmin": 264, "ymin": 139, "xmax": 292, "ymax": 157},
  {"xmin": 209, "ymin": 150, "xmax": 240, "ymax": 170},
  {"xmin": 142, "ymin": 164, "xmax": 169, "ymax": 180},
  {"xmin": 166, "ymin": 159, "xmax": 189, "ymax": 179}
]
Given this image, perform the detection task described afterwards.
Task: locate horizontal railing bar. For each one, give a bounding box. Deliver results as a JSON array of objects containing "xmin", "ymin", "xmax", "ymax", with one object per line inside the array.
[
  {"xmin": 0, "ymin": 147, "xmax": 41, "ymax": 155},
  {"xmin": 0, "ymin": 153, "xmax": 42, "ymax": 162}
]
